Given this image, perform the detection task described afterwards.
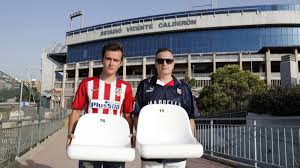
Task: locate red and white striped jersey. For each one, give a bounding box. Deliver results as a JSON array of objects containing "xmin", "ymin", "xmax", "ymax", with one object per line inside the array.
[{"xmin": 72, "ymin": 76, "xmax": 133, "ymax": 115}]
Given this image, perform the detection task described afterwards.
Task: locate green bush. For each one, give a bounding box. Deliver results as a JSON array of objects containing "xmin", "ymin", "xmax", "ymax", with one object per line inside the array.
[{"xmin": 249, "ymin": 86, "xmax": 300, "ymax": 116}]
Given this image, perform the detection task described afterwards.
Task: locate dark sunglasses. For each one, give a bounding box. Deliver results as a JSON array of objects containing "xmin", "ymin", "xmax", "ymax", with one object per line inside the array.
[{"xmin": 155, "ymin": 58, "xmax": 174, "ymax": 64}]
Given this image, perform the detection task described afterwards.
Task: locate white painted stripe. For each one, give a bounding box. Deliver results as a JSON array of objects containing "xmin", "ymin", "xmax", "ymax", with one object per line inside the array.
[
  {"xmin": 87, "ymin": 80, "xmax": 94, "ymax": 114},
  {"xmin": 118, "ymin": 83, "xmax": 127, "ymax": 116},
  {"xmin": 109, "ymin": 81, "xmax": 116, "ymax": 115},
  {"xmin": 98, "ymin": 79, "xmax": 105, "ymax": 114}
]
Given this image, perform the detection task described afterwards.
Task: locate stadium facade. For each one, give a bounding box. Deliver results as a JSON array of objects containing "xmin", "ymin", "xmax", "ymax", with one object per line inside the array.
[{"xmin": 44, "ymin": 4, "xmax": 300, "ymax": 108}]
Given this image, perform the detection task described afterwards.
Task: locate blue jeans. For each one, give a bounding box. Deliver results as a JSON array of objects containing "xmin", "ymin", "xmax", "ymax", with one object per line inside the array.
[{"xmin": 79, "ymin": 160, "xmax": 125, "ymax": 168}]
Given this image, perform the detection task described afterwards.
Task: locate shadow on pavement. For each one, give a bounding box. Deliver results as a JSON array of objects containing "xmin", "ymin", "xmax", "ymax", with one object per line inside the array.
[{"xmin": 13, "ymin": 160, "xmax": 52, "ymax": 168}]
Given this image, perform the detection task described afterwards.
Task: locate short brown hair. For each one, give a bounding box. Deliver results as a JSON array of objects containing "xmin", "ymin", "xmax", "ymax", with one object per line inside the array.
[
  {"xmin": 102, "ymin": 43, "xmax": 124, "ymax": 60},
  {"xmin": 155, "ymin": 48, "xmax": 173, "ymax": 58}
]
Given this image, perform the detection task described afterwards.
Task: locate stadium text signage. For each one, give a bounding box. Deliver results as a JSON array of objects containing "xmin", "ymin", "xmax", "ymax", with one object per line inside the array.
[
  {"xmin": 158, "ymin": 19, "xmax": 196, "ymax": 28},
  {"xmin": 127, "ymin": 24, "xmax": 153, "ymax": 32},
  {"xmin": 100, "ymin": 19, "xmax": 197, "ymax": 37}
]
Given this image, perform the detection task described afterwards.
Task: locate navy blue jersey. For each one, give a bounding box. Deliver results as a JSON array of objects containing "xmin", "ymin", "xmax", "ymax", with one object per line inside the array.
[
  {"xmin": 134, "ymin": 75, "xmax": 199, "ymax": 119},
  {"xmin": 134, "ymin": 75, "xmax": 199, "ymax": 163}
]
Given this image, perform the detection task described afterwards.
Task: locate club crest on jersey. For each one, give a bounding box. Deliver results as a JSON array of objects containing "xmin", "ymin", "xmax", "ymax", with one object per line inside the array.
[
  {"xmin": 146, "ymin": 86, "xmax": 154, "ymax": 93},
  {"xmin": 177, "ymin": 88, "xmax": 182, "ymax": 95},
  {"xmin": 115, "ymin": 88, "xmax": 122, "ymax": 97}
]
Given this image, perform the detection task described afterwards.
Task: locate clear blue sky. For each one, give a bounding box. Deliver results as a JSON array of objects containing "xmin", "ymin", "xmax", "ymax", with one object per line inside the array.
[{"xmin": 0, "ymin": 0, "xmax": 299, "ymax": 80}]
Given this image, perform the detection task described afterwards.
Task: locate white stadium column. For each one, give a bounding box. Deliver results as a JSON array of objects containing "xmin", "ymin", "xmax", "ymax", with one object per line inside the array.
[
  {"xmin": 213, "ymin": 53, "xmax": 216, "ymax": 73},
  {"xmin": 123, "ymin": 58, "xmax": 127, "ymax": 80},
  {"xmin": 51, "ymin": 65, "xmax": 56, "ymax": 110},
  {"xmin": 75, "ymin": 63, "xmax": 79, "ymax": 92},
  {"xmin": 239, "ymin": 52, "xmax": 243, "ymax": 70},
  {"xmin": 295, "ymin": 48, "xmax": 299, "ymax": 84},
  {"xmin": 265, "ymin": 49, "xmax": 271, "ymax": 85},
  {"xmin": 61, "ymin": 64, "xmax": 67, "ymax": 108},
  {"xmin": 188, "ymin": 55, "xmax": 192, "ymax": 78},
  {"xmin": 88, "ymin": 61, "xmax": 93, "ymax": 77},
  {"xmin": 143, "ymin": 57, "xmax": 146, "ymax": 79},
  {"xmin": 52, "ymin": 64, "xmax": 56, "ymax": 91}
]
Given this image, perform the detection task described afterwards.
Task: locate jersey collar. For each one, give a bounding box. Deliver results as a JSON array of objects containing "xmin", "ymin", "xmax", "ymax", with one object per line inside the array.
[{"xmin": 149, "ymin": 75, "xmax": 181, "ymax": 87}]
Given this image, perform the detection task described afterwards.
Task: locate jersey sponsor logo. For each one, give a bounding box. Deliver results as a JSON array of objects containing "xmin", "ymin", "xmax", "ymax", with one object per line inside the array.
[
  {"xmin": 90, "ymin": 99, "xmax": 121, "ymax": 110},
  {"xmin": 115, "ymin": 88, "xmax": 122, "ymax": 97},
  {"xmin": 147, "ymin": 99, "xmax": 181, "ymax": 106},
  {"xmin": 146, "ymin": 86, "xmax": 154, "ymax": 93}
]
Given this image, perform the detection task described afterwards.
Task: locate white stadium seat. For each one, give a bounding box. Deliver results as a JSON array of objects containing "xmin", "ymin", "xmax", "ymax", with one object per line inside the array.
[
  {"xmin": 136, "ymin": 104, "xmax": 203, "ymax": 159},
  {"xmin": 66, "ymin": 113, "xmax": 135, "ymax": 162}
]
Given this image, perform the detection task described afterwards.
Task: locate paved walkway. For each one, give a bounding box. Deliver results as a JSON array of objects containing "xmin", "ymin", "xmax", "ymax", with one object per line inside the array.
[{"xmin": 14, "ymin": 128, "xmax": 230, "ymax": 168}]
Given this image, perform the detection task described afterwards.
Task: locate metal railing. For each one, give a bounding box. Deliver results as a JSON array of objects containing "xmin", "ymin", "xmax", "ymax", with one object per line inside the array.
[
  {"xmin": 79, "ymin": 62, "xmax": 89, "ymax": 68},
  {"xmin": 67, "ymin": 64, "xmax": 75, "ymax": 69},
  {"xmin": 127, "ymin": 57, "xmax": 143, "ymax": 63},
  {"xmin": 0, "ymin": 106, "xmax": 67, "ymax": 167},
  {"xmin": 93, "ymin": 61, "xmax": 102, "ymax": 66},
  {"xmin": 271, "ymin": 73, "xmax": 281, "ymax": 78},
  {"xmin": 126, "ymin": 75, "xmax": 143, "ymax": 79},
  {"xmin": 192, "ymin": 73, "xmax": 210, "ymax": 77},
  {"xmin": 195, "ymin": 117, "xmax": 300, "ymax": 168},
  {"xmin": 66, "ymin": 78, "xmax": 75, "ymax": 81},
  {"xmin": 0, "ymin": 118, "xmax": 64, "ymax": 167}
]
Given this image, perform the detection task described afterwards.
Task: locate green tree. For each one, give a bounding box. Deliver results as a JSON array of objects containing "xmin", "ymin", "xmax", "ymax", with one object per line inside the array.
[
  {"xmin": 181, "ymin": 76, "xmax": 197, "ymax": 88},
  {"xmin": 15, "ymin": 84, "xmax": 40, "ymax": 102},
  {"xmin": 197, "ymin": 64, "xmax": 266, "ymax": 116}
]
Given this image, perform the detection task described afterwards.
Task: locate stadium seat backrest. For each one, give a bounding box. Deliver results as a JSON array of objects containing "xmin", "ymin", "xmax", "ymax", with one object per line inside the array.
[
  {"xmin": 71, "ymin": 113, "xmax": 131, "ymax": 147},
  {"xmin": 136, "ymin": 104, "xmax": 194, "ymax": 144}
]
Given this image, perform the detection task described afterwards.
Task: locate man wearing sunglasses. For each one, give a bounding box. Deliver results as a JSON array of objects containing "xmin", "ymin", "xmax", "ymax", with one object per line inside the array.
[{"xmin": 133, "ymin": 48, "xmax": 198, "ymax": 168}]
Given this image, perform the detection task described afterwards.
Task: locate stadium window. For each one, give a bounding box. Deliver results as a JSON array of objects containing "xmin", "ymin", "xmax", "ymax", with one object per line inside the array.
[
  {"xmin": 215, "ymin": 10, "xmax": 227, "ymax": 15},
  {"xmin": 66, "ymin": 32, "xmax": 72, "ymax": 36},
  {"xmin": 242, "ymin": 8, "xmax": 257, "ymax": 13},
  {"xmin": 287, "ymin": 27, "xmax": 293, "ymax": 36},
  {"xmin": 292, "ymin": 27, "xmax": 298, "ymax": 35},
  {"xmin": 176, "ymin": 14, "xmax": 188, "ymax": 18},
  {"xmin": 144, "ymin": 19, "xmax": 152, "ymax": 22},
  {"xmin": 132, "ymin": 20, "xmax": 139, "ymax": 24},
  {"xmin": 164, "ymin": 16, "xmax": 175, "ymax": 19},
  {"xmin": 153, "ymin": 17, "xmax": 164, "ymax": 21},
  {"xmin": 122, "ymin": 21, "xmax": 130, "ymax": 26},
  {"xmin": 189, "ymin": 12, "xmax": 201, "ymax": 17},
  {"xmin": 287, "ymin": 35, "xmax": 295, "ymax": 46}
]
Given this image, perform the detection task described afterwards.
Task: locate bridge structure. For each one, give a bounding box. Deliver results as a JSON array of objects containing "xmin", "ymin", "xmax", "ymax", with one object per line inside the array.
[{"xmin": 0, "ymin": 71, "xmax": 20, "ymax": 90}]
